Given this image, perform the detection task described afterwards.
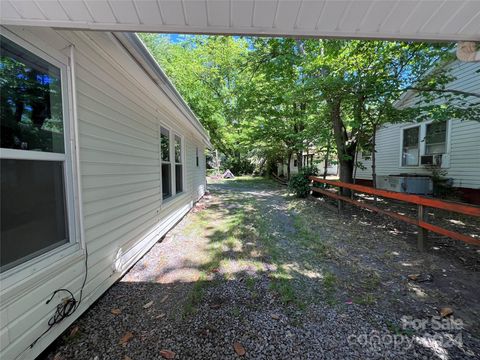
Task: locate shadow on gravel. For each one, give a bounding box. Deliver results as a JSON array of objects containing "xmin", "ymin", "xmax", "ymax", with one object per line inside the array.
[{"xmin": 40, "ymin": 176, "xmax": 480, "ymax": 360}]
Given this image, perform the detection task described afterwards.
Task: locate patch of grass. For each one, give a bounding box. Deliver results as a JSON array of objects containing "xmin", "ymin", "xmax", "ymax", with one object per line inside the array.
[
  {"xmin": 323, "ymin": 271, "xmax": 338, "ymax": 305},
  {"xmin": 354, "ymin": 293, "xmax": 377, "ymax": 305},
  {"xmin": 183, "ymin": 273, "xmax": 206, "ymax": 317},
  {"xmin": 386, "ymin": 320, "xmax": 415, "ymax": 336},
  {"xmin": 245, "ymin": 276, "xmax": 256, "ymax": 291}
]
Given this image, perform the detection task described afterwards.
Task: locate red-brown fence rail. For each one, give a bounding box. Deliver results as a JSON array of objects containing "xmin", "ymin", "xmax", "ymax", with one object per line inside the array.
[{"xmin": 309, "ymin": 176, "xmax": 480, "ymax": 250}]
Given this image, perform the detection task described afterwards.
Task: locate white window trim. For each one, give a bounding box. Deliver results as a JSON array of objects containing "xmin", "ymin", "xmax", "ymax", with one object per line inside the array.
[
  {"xmin": 399, "ymin": 120, "xmax": 451, "ymax": 168},
  {"xmin": 159, "ymin": 124, "xmax": 172, "ymax": 202},
  {"xmin": 173, "ymin": 132, "xmax": 185, "ymax": 195},
  {"xmin": 0, "ymin": 29, "xmax": 82, "ymax": 281}
]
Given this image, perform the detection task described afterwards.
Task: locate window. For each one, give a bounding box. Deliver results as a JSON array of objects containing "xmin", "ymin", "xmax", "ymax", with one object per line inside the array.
[
  {"xmin": 174, "ymin": 135, "xmax": 183, "ymax": 194},
  {"xmin": 1, "ymin": 35, "xmax": 70, "ymax": 272},
  {"xmin": 425, "ymin": 121, "xmax": 447, "ymax": 155},
  {"xmin": 196, "ymin": 147, "xmax": 199, "ymax": 167},
  {"xmin": 160, "ymin": 127, "xmax": 171, "ymax": 199},
  {"xmin": 402, "ymin": 126, "xmax": 420, "ymax": 166},
  {"xmin": 293, "ymin": 159, "xmax": 298, "ymax": 167}
]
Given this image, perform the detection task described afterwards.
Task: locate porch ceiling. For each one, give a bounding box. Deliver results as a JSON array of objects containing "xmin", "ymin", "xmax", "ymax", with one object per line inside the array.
[{"xmin": 1, "ymin": 0, "xmax": 479, "ymax": 41}]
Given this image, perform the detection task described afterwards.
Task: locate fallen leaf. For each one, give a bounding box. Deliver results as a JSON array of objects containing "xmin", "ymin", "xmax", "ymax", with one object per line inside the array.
[
  {"xmin": 160, "ymin": 295, "xmax": 169, "ymax": 303},
  {"xmin": 156, "ymin": 313, "xmax": 166, "ymax": 319},
  {"xmin": 211, "ymin": 268, "xmax": 220, "ymax": 273},
  {"xmin": 53, "ymin": 353, "xmax": 63, "ymax": 360},
  {"xmin": 233, "ymin": 341, "xmax": 246, "ymax": 356},
  {"xmin": 69, "ymin": 326, "xmax": 79, "ymax": 338},
  {"xmin": 407, "ymin": 274, "xmax": 420, "ymax": 281},
  {"xmin": 159, "ymin": 349, "xmax": 176, "ymax": 359},
  {"xmin": 440, "ymin": 307, "xmax": 453, "ymax": 318},
  {"xmin": 210, "ymin": 303, "xmax": 221, "ymax": 309},
  {"xmin": 124, "ymin": 356, "xmax": 132, "ymax": 360},
  {"xmin": 119, "ymin": 331, "xmax": 134, "ymax": 345},
  {"xmin": 271, "ymin": 313, "xmax": 280, "ymax": 320},
  {"xmin": 111, "ymin": 308, "xmax": 122, "ymax": 315},
  {"xmin": 143, "ymin": 301, "xmax": 154, "ymax": 309},
  {"xmin": 345, "ymin": 300, "xmax": 353, "ymax": 305}
]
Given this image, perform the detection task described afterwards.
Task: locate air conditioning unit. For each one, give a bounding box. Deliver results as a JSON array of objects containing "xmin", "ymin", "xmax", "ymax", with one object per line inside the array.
[
  {"xmin": 376, "ymin": 175, "xmax": 433, "ymax": 194},
  {"xmin": 421, "ymin": 154, "xmax": 443, "ymax": 166}
]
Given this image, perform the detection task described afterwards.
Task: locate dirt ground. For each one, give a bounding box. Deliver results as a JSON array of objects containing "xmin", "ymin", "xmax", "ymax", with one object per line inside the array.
[{"xmin": 43, "ymin": 176, "xmax": 480, "ymax": 359}]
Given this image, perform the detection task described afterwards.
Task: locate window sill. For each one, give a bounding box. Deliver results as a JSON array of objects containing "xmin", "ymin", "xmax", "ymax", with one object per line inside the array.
[
  {"xmin": 161, "ymin": 192, "xmax": 189, "ymax": 210},
  {"xmin": 0, "ymin": 242, "xmax": 84, "ymax": 301}
]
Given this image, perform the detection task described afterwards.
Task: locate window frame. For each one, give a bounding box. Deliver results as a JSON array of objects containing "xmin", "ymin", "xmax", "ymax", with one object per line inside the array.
[
  {"xmin": 424, "ymin": 120, "xmax": 448, "ymax": 155},
  {"xmin": 159, "ymin": 125, "xmax": 172, "ymax": 201},
  {"xmin": 400, "ymin": 124, "xmax": 421, "ymax": 167},
  {"xmin": 173, "ymin": 132, "xmax": 184, "ymax": 195},
  {"xmin": 399, "ymin": 120, "xmax": 451, "ymax": 168},
  {"xmin": 0, "ymin": 28, "xmax": 81, "ymax": 279}
]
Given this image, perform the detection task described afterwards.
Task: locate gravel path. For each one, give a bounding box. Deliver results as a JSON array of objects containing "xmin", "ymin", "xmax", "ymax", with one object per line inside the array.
[{"xmin": 42, "ymin": 177, "xmax": 480, "ymax": 360}]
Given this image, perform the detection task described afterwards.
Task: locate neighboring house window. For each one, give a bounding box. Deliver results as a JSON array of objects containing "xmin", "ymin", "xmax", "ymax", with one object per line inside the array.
[
  {"xmin": 0, "ymin": 35, "xmax": 70, "ymax": 272},
  {"xmin": 174, "ymin": 135, "xmax": 183, "ymax": 193},
  {"xmin": 402, "ymin": 126, "xmax": 420, "ymax": 166},
  {"xmin": 160, "ymin": 127, "xmax": 171, "ymax": 199},
  {"xmin": 425, "ymin": 121, "xmax": 447, "ymax": 155},
  {"xmin": 293, "ymin": 159, "xmax": 298, "ymax": 167},
  {"xmin": 196, "ymin": 147, "xmax": 199, "ymax": 167}
]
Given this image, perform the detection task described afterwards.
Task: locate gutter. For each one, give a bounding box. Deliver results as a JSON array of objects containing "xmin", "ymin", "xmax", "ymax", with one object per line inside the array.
[{"xmin": 113, "ymin": 32, "xmax": 212, "ymax": 147}]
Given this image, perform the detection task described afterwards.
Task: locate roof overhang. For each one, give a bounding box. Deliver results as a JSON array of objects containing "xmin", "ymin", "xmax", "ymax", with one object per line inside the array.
[
  {"xmin": 1, "ymin": 0, "xmax": 479, "ymax": 42},
  {"xmin": 114, "ymin": 32, "xmax": 212, "ymax": 147}
]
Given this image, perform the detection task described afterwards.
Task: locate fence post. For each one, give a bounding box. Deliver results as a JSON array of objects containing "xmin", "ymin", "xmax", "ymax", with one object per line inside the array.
[
  {"xmin": 337, "ymin": 185, "xmax": 344, "ymax": 214},
  {"xmin": 417, "ymin": 204, "xmax": 427, "ymax": 251}
]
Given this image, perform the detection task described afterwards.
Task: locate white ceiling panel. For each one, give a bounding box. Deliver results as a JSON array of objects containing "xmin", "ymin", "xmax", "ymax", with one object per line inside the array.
[
  {"xmin": 60, "ymin": 0, "xmax": 93, "ymax": 22},
  {"xmin": 0, "ymin": 1, "xmax": 22, "ymax": 19},
  {"xmin": 1, "ymin": 0, "xmax": 479, "ymax": 41},
  {"xmin": 207, "ymin": 0, "xmax": 230, "ymax": 27},
  {"xmin": 134, "ymin": 0, "xmax": 164, "ymax": 25},
  {"xmin": 35, "ymin": 1, "xmax": 70, "ymax": 21},
  {"xmin": 274, "ymin": 0, "xmax": 301, "ymax": 29},
  {"xmin": 184, "ymin": 0, "xmax": 208, "ymax": 27},
  {"xmin": 83, "ymin": 0, "xmax": 117, "ymax": 23},
  {"xmin": 108, "ymin": 0, "xmax": 140, "ymax": 24},
  {"xmin": 296, "ymin": 1, "xmax": 326, "ymax": 30},
  {"xmin": 8, "ymin": 0, "xmax": 45, "ymax": 19},
  {"xmin": 159, "ymin": 0, "xmax": 186, "ymax": 26},
  {"xmin": 231, "ymin": 0, "xmax": 254, "ymax": 27},
  {"xmin": 316, "ymin": 0, "xmax": 350, "ymax": 31},
  {"xmin": 252, "ymin": 0, "xmax": 277, "ymax": 28}
]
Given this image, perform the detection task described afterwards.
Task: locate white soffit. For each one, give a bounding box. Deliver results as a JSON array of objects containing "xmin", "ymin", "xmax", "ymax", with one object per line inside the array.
[{"xmin": 1, "ymin": 0, "xmax": 480, "ymax": 41}]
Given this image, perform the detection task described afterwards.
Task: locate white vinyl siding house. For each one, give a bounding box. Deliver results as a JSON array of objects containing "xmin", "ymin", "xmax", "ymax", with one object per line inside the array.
[
  {"xmin": 0, "ymin": 26, "xmax": 208, "ymax": 360},
  {"xmin": 355, "ymin": 60, "xmax": 480, "ymax": 192}
]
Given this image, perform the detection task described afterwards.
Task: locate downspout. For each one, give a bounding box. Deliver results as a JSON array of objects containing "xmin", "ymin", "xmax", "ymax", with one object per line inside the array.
[{"xmin": 456, "ymin": 42, "xmax": 480, "ymax": 62}]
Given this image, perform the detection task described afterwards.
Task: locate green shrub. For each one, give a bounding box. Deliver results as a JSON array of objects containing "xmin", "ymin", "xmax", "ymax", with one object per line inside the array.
[{"xmin": 288, "ymin": 166, "xmax": 318, "ymax": 198}]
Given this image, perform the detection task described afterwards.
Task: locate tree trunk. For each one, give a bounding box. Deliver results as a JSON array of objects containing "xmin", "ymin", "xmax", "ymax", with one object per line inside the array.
[
  {"xmin": 371, "ymin": 125, "xmax": 377, "ymax": 189},
  {"xmin": 287, "ymin": 152, "xmax": 292, "ymax": 180},
  {"xmin": 296, "ymin": 152, "xmax": 303, "ymax": 171},
  {"xmin": 323, "ymin": 138, "xmax": 331, "ymax": 180},
  {"xmin": 330, "ymin": 99, "xmax": 356, "ymax": 195}
]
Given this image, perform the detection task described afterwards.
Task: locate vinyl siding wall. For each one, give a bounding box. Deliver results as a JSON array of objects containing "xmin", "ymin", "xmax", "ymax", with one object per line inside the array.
[
  {"xmin": 356, "ymin": 61, "xmax": 480, "ymax": 189},
  {"xmin": 0, "ymin": 26, "xmax": 207, "ymax": 360}
]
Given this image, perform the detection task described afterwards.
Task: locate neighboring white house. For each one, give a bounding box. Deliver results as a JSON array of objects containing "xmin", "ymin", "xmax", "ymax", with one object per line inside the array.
[
  {"xmin": 0, "ymin": 26, "xmax": 209, "ymax": 360},
  {"xmin": 277, "ymin": 150, "xmax": 338, "ymax": 177},
  {"xmin": 355, "ymin": 60, "xmax": 480, "ymax": 204}
]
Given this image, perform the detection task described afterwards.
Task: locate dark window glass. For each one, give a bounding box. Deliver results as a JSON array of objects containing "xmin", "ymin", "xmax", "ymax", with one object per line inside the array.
[
  {"xmin": 1, "ymin": 35, "xmax": 64, "ymax": 153},
  {"xmin": 175, "ymin": 165, "xmax": 183, "ymax": 193},
  {"xmin": 196, "ymin": 147, "xmax": 199, "ymax": 167},
  {"xmin": 160, "ymin": 127, "xmax": 169, "ymax": 162},
  {"xmin": 1, "ymin": 159, "xmax": 68, "ymax": 272},
  {"xmin": 162, "ymin": 163, "xmax": 171, "ymax": 199}
]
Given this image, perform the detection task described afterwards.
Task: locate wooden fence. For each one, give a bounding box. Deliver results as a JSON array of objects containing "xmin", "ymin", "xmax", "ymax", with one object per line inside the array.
[{"xmin": 309, "ymin": 176, "xmax": 480, "ymax": 250}]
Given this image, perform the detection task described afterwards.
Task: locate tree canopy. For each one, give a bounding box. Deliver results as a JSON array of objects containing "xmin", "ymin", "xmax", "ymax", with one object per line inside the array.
[{"xmin": 140, "ymin": 33, "xmax": 480, "ymax": 181}]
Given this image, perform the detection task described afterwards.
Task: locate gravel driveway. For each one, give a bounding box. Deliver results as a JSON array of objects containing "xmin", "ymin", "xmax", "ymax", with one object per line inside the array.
[{"xmin": 42, "ymin": 177, "xmax": 480, "ymax": 359}]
